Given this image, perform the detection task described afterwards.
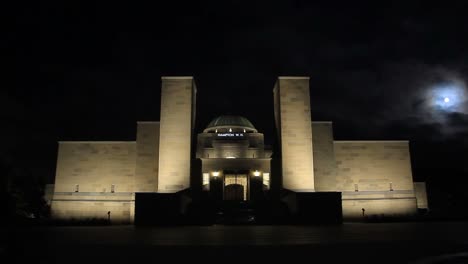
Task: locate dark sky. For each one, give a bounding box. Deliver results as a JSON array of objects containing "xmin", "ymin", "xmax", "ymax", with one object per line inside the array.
[{"xmin": 5, "ymin": 1, "xmax": 468, "ymax": 206}]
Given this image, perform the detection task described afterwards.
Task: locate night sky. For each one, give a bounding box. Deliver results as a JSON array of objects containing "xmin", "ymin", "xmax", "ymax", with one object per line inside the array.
[{"xmin": 5, "ymin": 1, "xmax": 468, "ymax": 208}]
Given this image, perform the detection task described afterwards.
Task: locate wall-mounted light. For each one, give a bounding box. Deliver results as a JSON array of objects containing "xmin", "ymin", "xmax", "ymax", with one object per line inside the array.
[
  {"xmin": 212, "ymin": 171, "xmax": 220, "ymax": 177},
  {"xmin": 253, "ymin": 170, "xmax": 261, "ymax": 177}
]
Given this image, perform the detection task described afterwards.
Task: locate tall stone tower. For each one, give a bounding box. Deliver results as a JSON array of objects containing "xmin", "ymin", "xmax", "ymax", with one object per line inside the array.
[
  {"xmin": 273, "ymin": 77, "xmax": 315, "ymax": 192},
  {"xmin": 158, "ymin": 76, "xmax": 197, "ymax": 192}
]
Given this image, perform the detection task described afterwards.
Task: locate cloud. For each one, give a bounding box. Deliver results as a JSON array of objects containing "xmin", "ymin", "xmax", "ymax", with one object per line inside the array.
[
  {"xmin": 386, "ymin": 65, "xmax": 468, "ymax": 137},
  {"xmin": 310, "ymin": 62, "xmax": 468, "ymax": 140}
]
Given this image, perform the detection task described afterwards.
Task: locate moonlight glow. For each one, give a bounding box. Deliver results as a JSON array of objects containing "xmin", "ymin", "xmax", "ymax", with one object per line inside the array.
[{"xmin": 426, "ymin": 81, "xmax": 467, "ymax": 113}]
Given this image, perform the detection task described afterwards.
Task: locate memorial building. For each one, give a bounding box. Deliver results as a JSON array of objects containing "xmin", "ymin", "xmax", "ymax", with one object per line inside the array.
[{"xmin": 50, "ymin": 76, "xmax": 428, "ymax": 223}]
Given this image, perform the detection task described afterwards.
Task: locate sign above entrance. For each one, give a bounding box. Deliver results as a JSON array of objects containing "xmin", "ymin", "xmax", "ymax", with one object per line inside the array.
[{"xmin": 216, "ymin": 133, "xmax": 245, "ymax": 138}]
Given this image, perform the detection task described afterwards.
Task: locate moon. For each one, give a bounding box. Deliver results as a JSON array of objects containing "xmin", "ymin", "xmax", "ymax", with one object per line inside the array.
[
  {"xmin": 426, "ymin": 81, "xmax": 467, "ymax": 113},
  {"xmin": 416, "ymin": 74, "xmax": 468, "ymax": 132}
]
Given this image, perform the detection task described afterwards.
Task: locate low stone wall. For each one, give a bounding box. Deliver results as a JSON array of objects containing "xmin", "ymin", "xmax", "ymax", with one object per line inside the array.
[
  {"xmin": 342, "ymin": 197, "xmax": 417, "ymax": 219},
  {"xmin": 51, "ymin": 198, "xmax": 134, "ymax": 223}
]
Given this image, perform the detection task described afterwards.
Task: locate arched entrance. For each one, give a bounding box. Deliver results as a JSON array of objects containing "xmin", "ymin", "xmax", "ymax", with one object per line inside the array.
[{"xmin": 224, "ymin": 172, "xmax": 248, "ymax": 200}]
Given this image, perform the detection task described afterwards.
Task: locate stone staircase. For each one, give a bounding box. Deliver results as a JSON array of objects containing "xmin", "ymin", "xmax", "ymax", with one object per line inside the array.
[{"xmin": 215, "ymin": 201, "xmax": 256, "ymax": 224}]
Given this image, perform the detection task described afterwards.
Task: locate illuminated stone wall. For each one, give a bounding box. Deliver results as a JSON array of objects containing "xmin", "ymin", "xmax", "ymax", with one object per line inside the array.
[
  {"xmin": 54, "ymin": 142, "xmax": 136, "ymax": 193},
  {"xmin": 158, "ymin": 76, "xmax": 196, "ymax": 192},
  {"xmin": 52, "ymin": 142, "xmax": 136, "ymax": 222},
  {"xmin": 201, "ymin": 158, "xmax": 271, "ymax": 175},
  {"xmin": 49, "ymin": 75, "xmax": 426, "ymax": 222},
  {"xmin": 414, "ymin": 182, "xmax": 429, "ymax": 209},
  {"xmin": 312, "ymin": 122, "xmax": 337, "ymax": 191},
  {"xmin": 342, "ymin": 198, "xmax": 417, "ymax": 219},
  {"xmin": 135, "ymin": 122, "xmax": 160, "ymax": 192},
  {"xmin": 197, "ymin": 133, "xmax": 265, "ymax": 159},
  {"xmin": 273, "ymin": 77, "xmax": 315, "ymax": 191},
  {"xmin": 212, "ymin": 140, "xmax": 249, "ymax": 158},
  {"xmin": 51, "ymin": 199, "xmax": 133, "ymax": 223},
  {"xmin": 334, "ymin": 141, "xmax": 414, "ymax": 192},
  {"xmin": 334, "ymin": 141, "xmax": 417, "ymax": 217}
]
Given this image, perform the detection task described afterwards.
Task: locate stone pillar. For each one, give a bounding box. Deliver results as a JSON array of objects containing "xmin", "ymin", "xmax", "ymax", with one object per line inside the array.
[
  {"xmin": 273, "ymin": 77, "xmax": 315, "ymax": 191},
  {"xmin": 158, "ymin": 76, "xmax": 196, "ymax": 192}
]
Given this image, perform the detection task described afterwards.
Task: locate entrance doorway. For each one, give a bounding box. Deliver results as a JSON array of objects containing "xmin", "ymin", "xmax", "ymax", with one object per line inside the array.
[
  {"xmin": 224, "ymin": 184, "xmax": 244, "ymax": 200},
  {"xmin": 224, "ymin": 172, "xmax": 248, "ymax": 201}
]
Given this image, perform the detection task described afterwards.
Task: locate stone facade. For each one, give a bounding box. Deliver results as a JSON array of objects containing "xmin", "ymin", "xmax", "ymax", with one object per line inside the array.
[
  {"xmin": 53, "ymin": 142, "xmax": 136, "ymax": 193},
  {"xmin": 51, "ymin": 142, "xmax": 136, "ymax": 222},
  {"xmin": 342, "ymin": 198, "xmax": 417, "ymax": 219},
  {"xmin": 51, "ymin": 200, "xmax": 133, "ymax": 223},
  {"xmin": 274, "ymin": 77, "xmax": 315, "ymax": 191},
  {"xmin": 312, "ymin": 122, "xmax": 337, "ymax": 191},
  {"xmin": 334, "ymin": 141, "xmax": 414, "ymax": 192},
  {"xmin": 158, "ymin": 77, "xmax": 196, "ymax": 192},
  {"xmin": 196, "ymin": 116, "xmax": 272, "ymax": 198},
  {"xmin": 333, "ymin": 141, "xmax": 417, "ymax": 218},
  {"xmin": 196, "ymin": 131, "xmax": 267, "ymax": 159},
  {"xmin": 50, "ymin": 75, "xmax": 427, "ymax": 222},
  {"xmin": 135, "ymin": 122, "xmax": 160, "ymax": 192}
]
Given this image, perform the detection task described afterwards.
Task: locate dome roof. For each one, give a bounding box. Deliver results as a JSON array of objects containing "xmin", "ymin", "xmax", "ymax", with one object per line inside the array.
[{"xmin": 204, "ymin": 115, "xmax": 257, "ymax": 132}]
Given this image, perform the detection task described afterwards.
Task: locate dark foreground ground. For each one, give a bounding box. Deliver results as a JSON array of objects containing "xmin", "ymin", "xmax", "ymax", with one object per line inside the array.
[{"xmin": 3, "ymin": 222, "xmax": 468, "ymax": 264}]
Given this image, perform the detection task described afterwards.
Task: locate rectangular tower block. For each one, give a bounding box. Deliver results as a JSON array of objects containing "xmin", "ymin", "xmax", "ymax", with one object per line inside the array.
[
  {"xmin": 273, "ymin": 77, "xmax": 315, "ymax": 191},
  {"xmin": 135, "ymin": 122, "xmax": 160, "ymax": 192},
  {"xmin": 158, "ymin": 77, "xmax": 196, "ymax": 192},
  {"xmin": 312, "ymin": 122, "xmax": 337, "ymax": 191}
]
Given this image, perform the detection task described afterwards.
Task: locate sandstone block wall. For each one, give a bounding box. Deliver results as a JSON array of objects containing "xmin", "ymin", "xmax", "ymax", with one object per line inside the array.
[
  {"xmin": 201, "ymin": 158, "xmax": 271, "ymax": 175},
  {"xmin": 54, "ymin": 142, "xmax": 136, "ymax": 193},
  {"xmin": 273, "ymin": 77, "xmax": 315, "ymax": 191},
  {"xmin": 52, "ymin": 142, "xmax": 136, "ymax": 222},
  {"xmin": 334, "ymin": 141, "xmax": 417, "ymax": 217},
  {"xmin": 197, "ymin": 133, "xmax": 265, "ymax": 159},
  {"xmin": 312, "ymin": 122, "xmax": 337, "ymax": 191},
  {"xmin": 158, "ymin": 77, "xmax": 196, "ymax": 192},
  {"xmin": 334, "ymin": 141, "xmax": 414, "ymax": 192},
  {"xmin": 342, "ymin": 198, "xmax": 417, "ymax": 219},
  {"xmin": 135, "ymin": 122, "xmax": 160, "ymax": 192},
  {"xmin": 51, "ymin": 200, "xmax": 133, "ymax": 223}
]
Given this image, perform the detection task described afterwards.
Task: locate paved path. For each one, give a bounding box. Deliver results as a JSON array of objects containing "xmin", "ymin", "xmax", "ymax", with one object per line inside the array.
[{"xmin": 5, "ymin": 222, "xmax": 468, "ymax": 263}]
